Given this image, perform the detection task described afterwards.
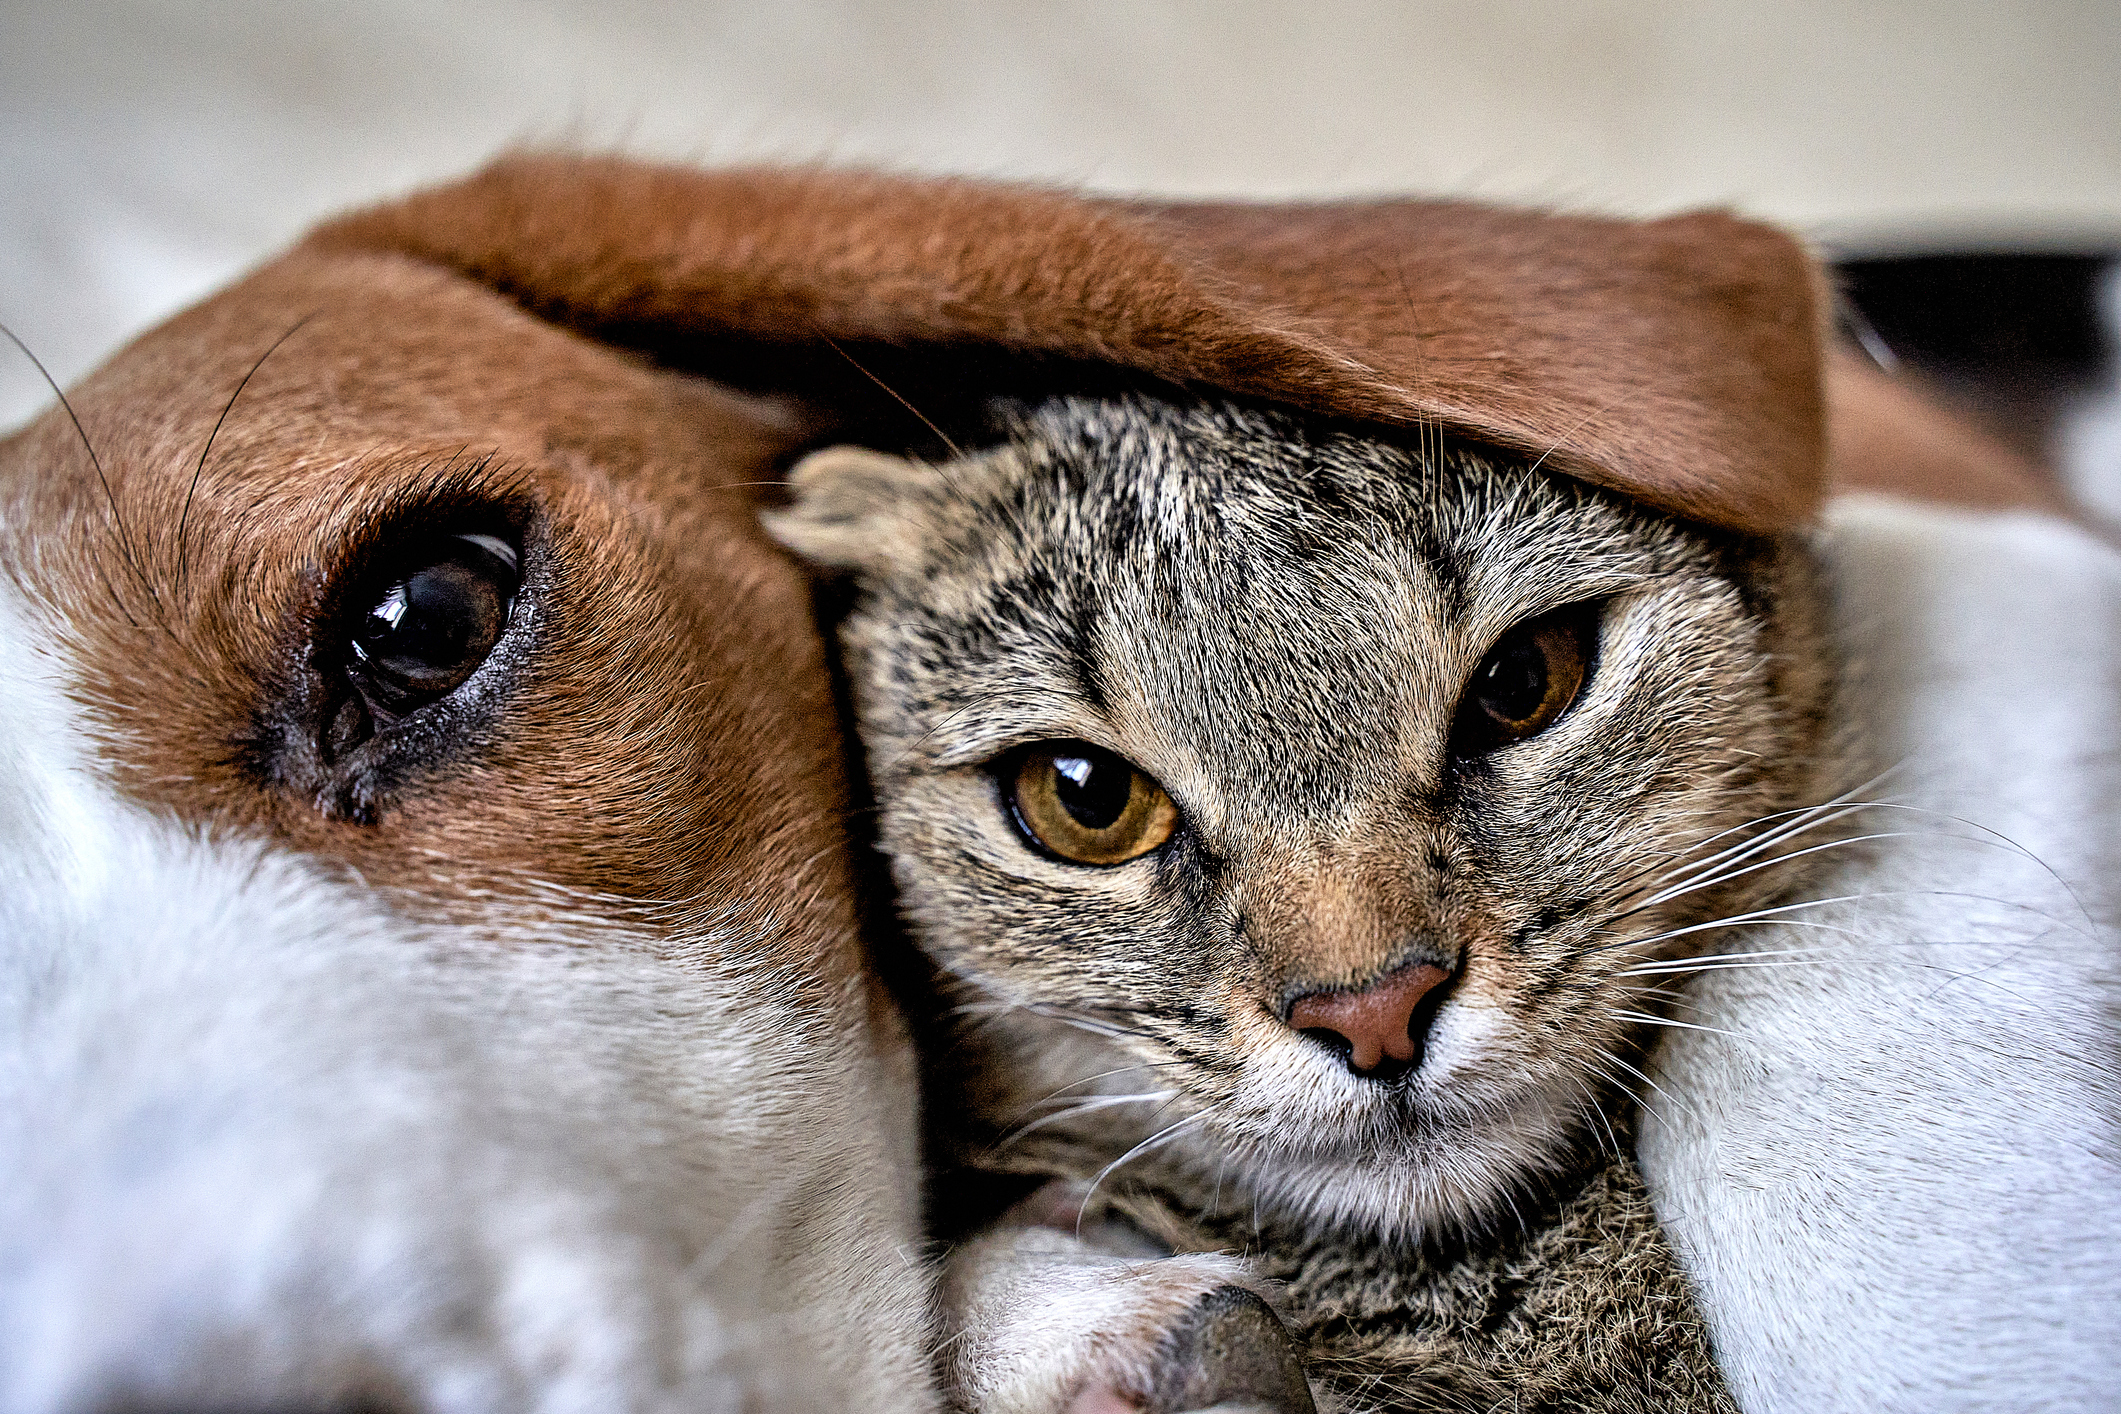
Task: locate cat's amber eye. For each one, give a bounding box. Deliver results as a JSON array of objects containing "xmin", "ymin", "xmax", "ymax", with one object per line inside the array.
[
  {"xmin": 1007, "ymin": 743, "xmax": 1179, "ymax": 866},
  {"xmin": 1451, "ymin": 605, "xmax": 1596, "ymax": 757}
]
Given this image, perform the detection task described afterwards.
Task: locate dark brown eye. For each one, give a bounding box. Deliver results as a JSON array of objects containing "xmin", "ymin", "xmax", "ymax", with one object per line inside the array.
[
  {"xmin": 1007, "ymin": 742, "xmax": 1179, "ymax": 866},
  {"xmin": 1451, "ymin": 605, "xmax": 1595, "ymax": 757},
  {"xmin": 348, "ymin": 533, "xmax": 520, "ymax": 719}
]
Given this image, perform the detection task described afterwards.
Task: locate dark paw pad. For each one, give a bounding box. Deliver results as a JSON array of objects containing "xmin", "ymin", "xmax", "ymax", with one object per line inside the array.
[{"xmin": 1143, "ymin": 1286, "xmax": 1315, "ymax": 1414}]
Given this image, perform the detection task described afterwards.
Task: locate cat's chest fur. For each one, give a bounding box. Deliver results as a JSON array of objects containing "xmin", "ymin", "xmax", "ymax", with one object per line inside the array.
[{"xmin": 959, "ymin": 1082, "xmax": 1734, "ymax": 1413}]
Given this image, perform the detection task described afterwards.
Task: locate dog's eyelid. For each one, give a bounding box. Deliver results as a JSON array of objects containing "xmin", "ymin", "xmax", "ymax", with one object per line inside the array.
[
  {"xmin": 452, "ymin": 533, "xmax": 519, "ymax": 571},
  {"xmin": 319, "ymin": 453, "xmax": 542, "ymax": 568}
]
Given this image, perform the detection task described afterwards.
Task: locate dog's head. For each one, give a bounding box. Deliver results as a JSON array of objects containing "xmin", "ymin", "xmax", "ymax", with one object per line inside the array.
[{"xmin": 0, "ymin": 170, "xmax": 936, "ymax": 1414}]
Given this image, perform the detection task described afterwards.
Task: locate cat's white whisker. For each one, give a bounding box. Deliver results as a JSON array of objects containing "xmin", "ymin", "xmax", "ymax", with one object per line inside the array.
[
  {"xmin": 1618, "ymin": 793, "xmax": 1871, "ymax": 899},
  {"xmin": 1601, "ymin": 891, "xmax": 1878, "ymax": 951},
  {"xmin": 1564, "ymin": 1072, "xmax": 1626, "ymax": 1160},
  {"xmin": 1598, "ymin": 765, "xmax": 1903, "ymax": 904},
  {"xmin": 1623, "ymin": 982, "xmax": 1698, "ymax": 1008},
  {"xmin": 1021, "ymin": 1001, "xmax": 1154, "ymax": 1044},
  {"xmin": 996, "ymin": 1091, "xmax": 1183, "ymax": 1148},
  {"xmin": 1608, "ymin": 883, "xmax": 2094, "ymax": 969},
  {"xmin": 1615, "ymin": 830, "xmax": 1938, "ymax": 920},
  {"xmin": 1608, "ymin": 1008, "xmax": 1744, "ymax": 1039},
  {"xmin": 1022, "ymin": 1089, "xmax": 1178, "ymax": 1114},
  {"xmin": 1578, "ymin": 1058, "xmax": 1666, "ymax": 1133},
  {"xmin": 1021, "ymin": 1059, "xmax": 1192, "ymax": 1110},
  {"xmin": 1594, "ymin": 1049, "xmax": 1697, "ymax": 1124},
  {"xmin": 1603, "ymin": 766, "xmax": 1908, "ymax": 909},
  {"xmin": 1816, "ymin": 800, "xmax": 2105, "ymax": 938},
  {"xmin": 1624, "ymin": 800, "xmax": 1870, "ymax": 898},
  {"xmin": 1619, "ymin": 948, "xmax": 1832, "ymax": 977},
  {"xmin": 1074, "ymin": 1112, "xmax": 1215, "ymax": 1234}
]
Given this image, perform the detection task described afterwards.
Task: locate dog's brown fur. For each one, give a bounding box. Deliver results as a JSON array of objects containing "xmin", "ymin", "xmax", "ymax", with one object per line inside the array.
[
  {"xmin": 309, "ymin": 157, "xmax": 1826, "ymax": 535},
  {"xmin": 307, "ymin": 155, "xmax": 2057, "ymax": 522},
  {"xmin": 2, "ymin": 251, "xmax": 854, "ymax": 930},
  {"xmin": 1, "ymin": 175, "xmax": 950, "ymax": 1409}
]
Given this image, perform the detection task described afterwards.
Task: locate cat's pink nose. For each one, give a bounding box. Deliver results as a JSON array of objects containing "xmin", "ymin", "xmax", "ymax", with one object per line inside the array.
[{"xmin": 1287, "ymin": 963, "xmax": 1451, "ymax": 1076}]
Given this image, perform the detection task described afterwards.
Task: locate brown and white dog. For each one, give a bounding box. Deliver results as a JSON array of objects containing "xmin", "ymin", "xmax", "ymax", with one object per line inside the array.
[
  {"xmin": 2, "ymin": 157, "xmax": 2114, "ymax": 1413},
  {"xmin": 0, "ymin": 185, "xmax": 936, "ymax": 1412}
]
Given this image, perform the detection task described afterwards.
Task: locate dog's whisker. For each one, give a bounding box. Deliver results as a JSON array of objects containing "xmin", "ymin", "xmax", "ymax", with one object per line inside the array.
[
  {"xmin": 177, "ymin": 312, "xmax": 316, "ymax": 590},
  {"xmin": 0, "ymin": 318, "xmax": 152, "ymax": 624},
  {"xmin": 814, "ymin": 332, "xmax": 963, "ymax": 460}
]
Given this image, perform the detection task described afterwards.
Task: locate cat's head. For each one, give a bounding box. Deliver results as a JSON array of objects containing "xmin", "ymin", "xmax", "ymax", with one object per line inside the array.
[{"xmin": 768, "ymin": 395, "xmax": 1834, "ymax": 1236}]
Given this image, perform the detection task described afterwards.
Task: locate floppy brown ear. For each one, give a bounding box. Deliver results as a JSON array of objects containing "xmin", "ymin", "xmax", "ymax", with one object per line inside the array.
[{"xmin": 308, "ymin": 154, "xmax": 1829, "ymax": 534}]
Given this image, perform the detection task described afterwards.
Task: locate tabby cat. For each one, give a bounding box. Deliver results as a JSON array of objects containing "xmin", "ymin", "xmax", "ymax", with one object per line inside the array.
[{"xmin": 767, "ymin": 393, "xmax": 1838, "ymax": 1413}]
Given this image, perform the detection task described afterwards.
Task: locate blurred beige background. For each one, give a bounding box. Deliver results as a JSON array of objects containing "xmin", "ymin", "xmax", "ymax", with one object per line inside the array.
[{"xmin": 4, "ymin": 0, "xmax": 2118, "ymax": 429}]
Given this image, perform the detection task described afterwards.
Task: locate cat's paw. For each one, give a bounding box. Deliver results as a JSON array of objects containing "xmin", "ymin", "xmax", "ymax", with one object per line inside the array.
[
  {"xmin": 1118, "ymin": 1284, "xmax": 1315, "ymax": 1414},
  {"xmin": 941, "ymin": 1206, "xmax": 1314, "ymax": 1414}
]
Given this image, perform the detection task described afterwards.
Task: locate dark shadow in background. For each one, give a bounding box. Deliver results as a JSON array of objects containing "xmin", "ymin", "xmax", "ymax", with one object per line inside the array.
[{"xmin": 1836, "ymin": 252, "xmax": 2116, "ymax": 468}]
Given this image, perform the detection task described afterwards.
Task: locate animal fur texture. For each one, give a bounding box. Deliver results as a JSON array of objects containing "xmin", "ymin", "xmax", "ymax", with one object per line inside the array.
[
  {"xmin": 311, "ymin": 156, "xmax": 1830, "ymax": 537},
  {"xmin": 768, "ymin": 393, "xmax": 1841, "ymax": 1411}
]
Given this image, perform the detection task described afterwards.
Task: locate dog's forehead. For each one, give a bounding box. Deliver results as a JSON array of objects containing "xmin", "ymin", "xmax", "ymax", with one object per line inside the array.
[{"xmin": 0, "ymin": 248, "xmax": 850, "ymax": 929}]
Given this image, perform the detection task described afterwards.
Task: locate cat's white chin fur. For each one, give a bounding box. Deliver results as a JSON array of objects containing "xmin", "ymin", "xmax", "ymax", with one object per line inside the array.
[
  {"xmin": 1195, "ymin": 1078, "xmax": 1586, "ymax": 1244},
  {"xmin": 1640, "ymin": 494, "xmax": 2121, "ymax": 1414},
  {"xmin": 964, "ymin": 986, "xmax": 1588, "ymax": 1244}
]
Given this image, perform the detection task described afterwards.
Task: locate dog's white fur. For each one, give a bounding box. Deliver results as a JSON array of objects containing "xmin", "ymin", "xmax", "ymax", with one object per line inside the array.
[
  {"xmin": 1642, "ymin": 494, "xmax": 2121, "ymax": 1413},
  {"xmin": 0, "ymin": 581, "xmax": 931, "ymax": 1413}
]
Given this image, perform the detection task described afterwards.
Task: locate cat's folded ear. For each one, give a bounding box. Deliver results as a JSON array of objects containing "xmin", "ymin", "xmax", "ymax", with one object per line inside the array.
[
  {"xmin": 309, "ymin": 154, "xmax": 1830, "ymax": 534},
  {"xmin": 761, "ymin": 445, "xmax": 950, "ymax": 576}
]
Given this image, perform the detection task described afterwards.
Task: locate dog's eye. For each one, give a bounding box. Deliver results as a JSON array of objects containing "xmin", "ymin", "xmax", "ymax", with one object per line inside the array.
[
  {"xmin": 347, "ymin": 533, "xmax": 520, "ymax": 720},
  {"xmin": 1452, "ymin": 605, "xmax": 1596, "ymax": 757},
  {"xmin": 1007, "ymin": 742, "xmax": 1179, "ymax": 866}
]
